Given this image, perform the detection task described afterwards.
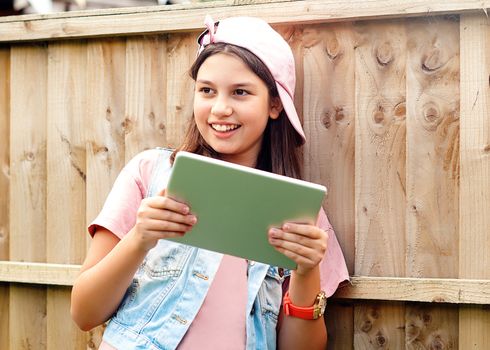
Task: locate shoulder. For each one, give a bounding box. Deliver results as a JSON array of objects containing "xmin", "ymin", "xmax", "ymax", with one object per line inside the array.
[
  {"xmin": 123, "ymin": 148, "xmax": 174, "ymax": 193},
  {"xmin": 125, "ymin": 148, "xmax": 172, "ymax": 176}
]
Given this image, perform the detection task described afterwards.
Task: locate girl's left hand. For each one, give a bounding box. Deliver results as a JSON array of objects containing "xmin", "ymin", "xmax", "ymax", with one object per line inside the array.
[{"xmin": 268, "ymin": 223, "xmax": 328, "ymax": 276}]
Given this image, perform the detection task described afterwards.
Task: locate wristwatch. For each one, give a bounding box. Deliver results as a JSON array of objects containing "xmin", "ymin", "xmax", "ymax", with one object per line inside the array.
[{"xmin": 283, "ymin": 291, "xmax": 327, "ymax": 320}]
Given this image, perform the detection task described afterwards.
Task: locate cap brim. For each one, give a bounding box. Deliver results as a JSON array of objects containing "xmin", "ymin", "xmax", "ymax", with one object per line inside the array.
[{"xmin": 276, "ymin": 83, "xmax": 306, "ymax": 144}]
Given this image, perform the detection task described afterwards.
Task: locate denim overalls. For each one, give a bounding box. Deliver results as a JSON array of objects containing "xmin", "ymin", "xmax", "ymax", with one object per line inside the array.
[{"xmin": 103, "ymin": 148, "xmax": 286, "ymax": 350}]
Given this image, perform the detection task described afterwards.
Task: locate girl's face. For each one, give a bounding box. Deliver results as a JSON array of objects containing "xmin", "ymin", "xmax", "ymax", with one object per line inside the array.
[{"xmin": 193, "ymin": 53, "xmax": 282, "ymax": 167}]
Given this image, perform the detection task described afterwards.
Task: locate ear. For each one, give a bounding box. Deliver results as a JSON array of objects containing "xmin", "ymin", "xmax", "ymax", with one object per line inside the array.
[{"xmin": 269, "ymin": 97, "xmax": 283, "ymax": 120}]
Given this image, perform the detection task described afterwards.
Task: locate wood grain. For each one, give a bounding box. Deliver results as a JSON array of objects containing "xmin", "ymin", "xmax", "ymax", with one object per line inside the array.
[
  {"xmin": 165, "ymin": 33, "xmax": 196, "ymax": 148},
  {"xmin": 46, "ymin": 40, "xmax": 88, "ymax": 350},
  {"xmin": 0, "ymin": 45, "xmax": 10, "ymax": 350},
  {"xmin": 2, "ymin": 0, "xmax": 490, "ymax": 42},
  {"xmin": 85, "ymin": 38, "xmax": 126, "ymax": 227},
  {"xmin": 459, "ymin": 13, "xmax": 490, "ymax": 349},
  {"xmin": 354, "ymin": 19, "xmax": 407, "ymax": 348},
  {"xmin": 405, "ymin": 16, "xmax": 460, "ymax": 349},
  {"xmin": 85, "ymin": 38, "xmax": 127, "ymax": 349},
  {"xmin": 10, "ymin": 43, "xmax": 48, "ymax": 350},
  {"xmin": 300, "ymin": 21, "xmax": 356, "ymax": 348},
  {"xmin": 124, "ymin": 35, "xmax": 167, "ymax": 161}
]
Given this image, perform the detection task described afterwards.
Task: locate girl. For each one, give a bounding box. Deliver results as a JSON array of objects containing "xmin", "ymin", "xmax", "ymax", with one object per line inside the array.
[{"xmin": 71, "ymin": 16, "xmax": 348, "ymax": 350}]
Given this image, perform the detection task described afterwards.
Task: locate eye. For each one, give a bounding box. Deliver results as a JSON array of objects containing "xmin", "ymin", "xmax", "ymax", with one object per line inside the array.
[
  {"xmin": 234, "ymin": 89, "xmax": 248, "ymax": 96},
  {"xmin": 199, "ymin": 87, "xmax": 213, "ymax": 94}
]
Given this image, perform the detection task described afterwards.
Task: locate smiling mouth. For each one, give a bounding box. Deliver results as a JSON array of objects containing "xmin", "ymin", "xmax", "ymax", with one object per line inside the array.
[{"xmin": 210, "ymin": 124, "xmax": 241, "ymax": 132}]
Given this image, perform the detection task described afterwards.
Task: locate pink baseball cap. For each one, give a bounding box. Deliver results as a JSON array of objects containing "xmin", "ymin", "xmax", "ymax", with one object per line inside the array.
[{"xmin": 197, "ymin": 15, "xmax": 306, "ymax": 143}]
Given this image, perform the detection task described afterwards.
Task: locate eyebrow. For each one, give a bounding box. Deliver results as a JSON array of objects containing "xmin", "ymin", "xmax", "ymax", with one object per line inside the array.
[{"xmin": 196, "ymin": 79, "xmax": 255, "ymax": 88}]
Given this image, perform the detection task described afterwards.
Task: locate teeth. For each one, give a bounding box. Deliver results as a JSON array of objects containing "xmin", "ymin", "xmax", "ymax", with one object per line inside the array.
[{"xmin": 211, "ymin": 124, "xmax": 239, "ymax": 132}]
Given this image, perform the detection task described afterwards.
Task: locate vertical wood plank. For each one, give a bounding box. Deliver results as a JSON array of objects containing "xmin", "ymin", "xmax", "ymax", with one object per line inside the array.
[
  {"xmin": 405, "ymin": 17, "xmax": 460, "ymax": 348},
  {"xmin": 125, "ymin": 36, "xmax": 167, "ymax": 161},
  {"xmin": 354, "ymin": 302, "xmax": 405, "ymax": 349},
  {"xmin": 165, "ymin": 33, "xmax": 196, "ymax": 148},
  {"xmin": 86, "ymin": 38, "xmax": 126, "ymax": 226},
  {"xmin": 354, "ymin": 20, "xmax": 407, "ymax": 348},
  {"xmin": 10, "ymin": 44, "xmax": 48, "ymax": 350},
  {"xmin": 0, "ymin": 45, "xmax": 10, "ymax": 350},
  {"xmin": 325, "ymin": 301, "xmax": 354, "ymax": 350},
  {"xmin": 46, "ymin": 41, "xmax": 88, "ymax": 350},
  {"xmin": 302, "ymin": 22, "xmax": 356, "ymax": 274},
  {"xmin": 459, "ymin": 13, "xmax": 490, "ymax": 349},
  {"xmin": 406, "ymin": 16, "xmax": 460, "ymax": 279},
  {"xmin": 85, "ymin": 38, "xmax": 127, "ymax": 349},
  {"xmin": 300, "ymin": 22, "xmax": 356, "ymax": 348}
]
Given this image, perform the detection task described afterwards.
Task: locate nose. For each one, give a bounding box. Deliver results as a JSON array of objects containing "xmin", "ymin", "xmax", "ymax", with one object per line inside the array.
[{"xmin": 211, "ymin": 95, "xmax": 232, "ymax": 117}]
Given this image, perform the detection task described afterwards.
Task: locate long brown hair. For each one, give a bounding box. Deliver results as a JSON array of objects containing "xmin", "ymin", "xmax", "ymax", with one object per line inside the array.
[{"xmin": 171, "ymin": 43, "xmax": 304, "ymax": 179}]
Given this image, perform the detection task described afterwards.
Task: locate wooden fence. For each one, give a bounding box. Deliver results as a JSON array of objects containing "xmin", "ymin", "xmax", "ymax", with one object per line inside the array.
[{"xmin": 1, "ymin": 0, "xmax": 489, "ymax": 348}]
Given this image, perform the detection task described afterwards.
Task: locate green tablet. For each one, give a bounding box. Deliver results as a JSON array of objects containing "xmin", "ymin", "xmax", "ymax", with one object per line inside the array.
[{"xmin": 166, "ymin": 151, "xmax": 326, "ymax": 269}]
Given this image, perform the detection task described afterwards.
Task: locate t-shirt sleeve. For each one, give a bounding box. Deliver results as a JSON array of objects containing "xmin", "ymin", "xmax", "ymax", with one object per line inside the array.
[
  {"xmin": 87, "ymin": 149, "xmax": 160, "ymax": 240},
  {"xmin": 316, "ymin": 208, "xmax": 350, "ymax": 297}
]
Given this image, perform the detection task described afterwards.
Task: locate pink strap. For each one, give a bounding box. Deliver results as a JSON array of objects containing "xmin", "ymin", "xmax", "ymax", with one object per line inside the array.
[{"xmin": 201, "ymin": 15, "xmax": 216, "ymax": 46}]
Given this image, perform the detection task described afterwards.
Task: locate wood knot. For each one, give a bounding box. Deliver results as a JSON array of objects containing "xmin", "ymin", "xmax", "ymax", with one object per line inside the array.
[
  {"xmin": 423, "ymin": 313, "xmax": 432, "ymax": 324},
  {"xmin": 158, "ymin": 123, "xmax": 166, "ymax": 133},
  {"xmin": 422, "ymin": 48, "xmax": 444, "ymax": 72},
  {"xmin": 326, "ymin": 37, "xmax": 341, "ymax": 59},
  {"xmin": 422, "ymin": 103, "xmax": 442, "ymax": 131},
  {"xmin": 370, "ymin": 308, "xmax": 380, "ymax": 319},
  {"xmin": 24, "ymin": 151, "xmax": 35, "ymax": 161},
  {"xmin": 121, "ymin": 118, "xmax": 134, "ymax": 134},
  {"xmin": 424, "ymin": 106, "xmax": 439, "ymax": 122},
  {"xmin": 360, "ymin": 320, "xmax": 372, "ymax": 333},
  {"xmin": 483, "ymin": 144, "xmax": 490, "ymax": 153},
  {"xmin": 106, "ymin": 106, "xmax": 112, "ymax": 121},
  {"xmin": 376, "ymin": 42, "xmax": 394, "ymax": 66},
  {"xmin": 373, "ymin": 104, "xmax": 386, "ymax": 125},
  {"xmin": 375, "ymin": 331, "xmax": 387, "ymax": 346},
  {"xmin": 335, "ymin": 106, "xmax": 345, "ymax": 121},
  {"xmin": 91, "ymin": 142, "xmax": 108, "ymax": 154},
  {"xmin": 429, "ymin": 334, "xmax": 445, "ymax": 350},
  {"xmin": 147, "ymin": 111, "xmax": 155, "ymax": 121},
  {"xmin": 393, "ymin": 102, "xmax": 406, "ymax": 121},
  {"xmin": 322, "ymin": 112, "xmax": 332, "ymax": 129}
]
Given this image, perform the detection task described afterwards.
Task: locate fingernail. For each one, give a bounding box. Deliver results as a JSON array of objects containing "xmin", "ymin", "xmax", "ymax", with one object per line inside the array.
[
  {"xmin": 282, "ymin": 223, "xmax": 290, "ymax": 231},
  {"xmin": 189, "ymin": 215, "xmax": 197, "ymax": 224},
  {"xmin": 182, "ymin": 206, "xmax": 189, "ymax": 214}
]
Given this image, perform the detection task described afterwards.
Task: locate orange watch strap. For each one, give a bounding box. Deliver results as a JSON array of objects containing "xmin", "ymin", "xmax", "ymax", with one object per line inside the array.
[{"xmin": 282, "ymin": 291, "xmax": 316, "ymax": 320}]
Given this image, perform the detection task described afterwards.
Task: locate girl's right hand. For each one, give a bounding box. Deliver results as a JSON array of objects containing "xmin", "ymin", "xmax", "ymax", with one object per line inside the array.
[{"xmin": 131, "ymin": 188, "xmax": 197, "ymax": 252}]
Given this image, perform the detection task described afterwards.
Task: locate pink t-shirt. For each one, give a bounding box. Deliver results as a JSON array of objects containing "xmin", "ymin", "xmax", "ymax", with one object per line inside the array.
[{"xmin": 90, "ymin": 149, "xmax": 349, "ymax": 350}]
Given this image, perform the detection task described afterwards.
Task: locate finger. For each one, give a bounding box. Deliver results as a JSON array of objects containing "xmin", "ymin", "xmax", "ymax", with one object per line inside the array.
[
  {"xmin": 151, "ymin": 210, "xmax": 197, "ymax": 226},
  {"xmin": 147, "ymin": 196, "xmax": 190, "ymax": 215},
  {"xmin": 269, "ymin": 228, "xmax": 320, "ymax": 249},
  {"xmin": 282, "ymin": 223, "xmax": 324, "ymax": 239},
  {"xmin": 269, "ymin": 238, "xmax": 316, "ymax": 259},
  {"xmin": 145, "ymin": 218, "xmax": 194, "ymax": 233}
]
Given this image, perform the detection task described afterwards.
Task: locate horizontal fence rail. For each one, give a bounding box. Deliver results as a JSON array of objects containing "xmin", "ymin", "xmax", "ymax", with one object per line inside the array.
[
  {"xmin": 1, "ymin": 262, "xmax": 489, "ymax": 305},
  {"xmin": 0, "ymin": 0, "xmax": 490, "ymax": 42}
]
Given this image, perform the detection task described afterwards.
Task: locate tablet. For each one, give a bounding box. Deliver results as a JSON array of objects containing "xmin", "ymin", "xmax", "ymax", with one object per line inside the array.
[{"xmin": 165, "ymin": 151, "xmax": 327, "ymax": 269}]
